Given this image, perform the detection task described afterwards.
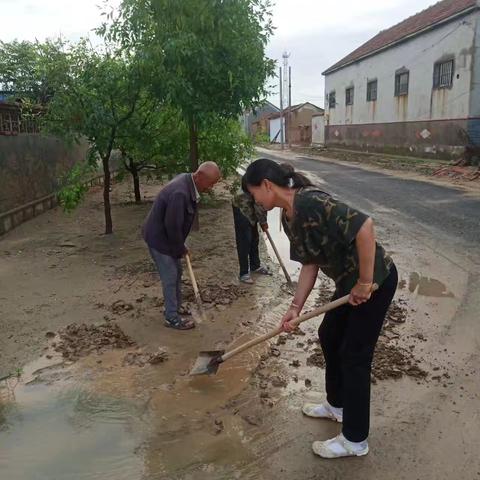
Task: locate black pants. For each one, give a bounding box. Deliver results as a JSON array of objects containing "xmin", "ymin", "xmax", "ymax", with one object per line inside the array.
[
  {"xmin": 233, "ymin": 206, "xmax": 260, "ymax": 276},
  {"xmin": 318, "ymin": 264, "xmax": 398, "ymax": 442}
]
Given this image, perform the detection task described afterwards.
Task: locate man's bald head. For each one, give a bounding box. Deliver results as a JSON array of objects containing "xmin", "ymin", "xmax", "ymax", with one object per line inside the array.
[{"xmin": 193, "ymin": 161, "xmax": 221, "ymax": 193}]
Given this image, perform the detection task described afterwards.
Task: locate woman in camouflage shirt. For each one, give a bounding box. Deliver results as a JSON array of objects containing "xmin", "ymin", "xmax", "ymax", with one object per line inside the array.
[
  {"xmin": 243, "ymin": 158, "xmax": 398, "ymax": 459},
  {"xmin": 231, "ymin": 181, "xmax": 271, "ymax": 283}
]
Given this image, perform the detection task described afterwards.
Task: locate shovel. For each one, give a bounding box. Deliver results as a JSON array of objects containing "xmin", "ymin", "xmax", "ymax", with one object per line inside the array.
[
  {"xmin": 185, "ymin": 252, "xmax": 206, "ymax": 321},
  {"xmin": 190, "ymin": 288, "xmax": 377, "ymax": 376},
  {"xmin": 265, "ymin": 230, "xmax": 294, "ymax": 288}
]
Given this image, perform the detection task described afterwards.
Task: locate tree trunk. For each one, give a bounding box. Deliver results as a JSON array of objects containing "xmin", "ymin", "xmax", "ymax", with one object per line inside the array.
[
  {"xmin": 132, "ymin": 166, "xmax": 141, "ymax": 203},
  {"xmin": 189, "ymin": 116, "xmax": 199, "ymax": 172},
  {"xmin": 102, "ymin": 155, "xmax": 113, "ymax": 235}
]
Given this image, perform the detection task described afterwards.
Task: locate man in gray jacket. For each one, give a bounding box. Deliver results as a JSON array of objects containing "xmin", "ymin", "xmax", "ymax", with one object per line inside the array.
[{"xmin": 143, "ymin": 162, "xmax": 220, "ymax": 329}]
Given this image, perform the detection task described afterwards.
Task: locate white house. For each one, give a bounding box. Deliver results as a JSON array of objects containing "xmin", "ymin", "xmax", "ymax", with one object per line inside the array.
[{"xmin": 322, "ymin": 0, "xmax": 480, "ymax": 157}]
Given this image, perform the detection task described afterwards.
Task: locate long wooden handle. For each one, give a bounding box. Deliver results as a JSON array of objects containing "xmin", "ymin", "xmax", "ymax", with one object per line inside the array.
[
  {"xmin": 221, "ymin": 294, "xmax": 350, "ymax": 363},
  {"xmin": 221, "ymin": 284, "xmax": 378, "ymax": 363},
  {"xmin": 265, "ymin": 230, "xmax": 293, "ymax": 286},
  {"xmin": 185, "ymin": 253, "xmax": 201, "ymax": 303}
]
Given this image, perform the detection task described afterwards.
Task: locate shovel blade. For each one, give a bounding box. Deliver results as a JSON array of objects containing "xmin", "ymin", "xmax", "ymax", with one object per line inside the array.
[{"xmin": 189, "ymin": 350, "xmax": 225, "ymax": 376}]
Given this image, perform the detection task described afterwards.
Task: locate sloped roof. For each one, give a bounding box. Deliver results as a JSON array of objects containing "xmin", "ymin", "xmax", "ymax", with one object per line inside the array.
[
  {"xmin": 272, "ymin": 102, "xmax": 323, "ymax": 115},
  {"xmin": 323, "ymin": 0, "xmax": 478, "ymax": 75}
]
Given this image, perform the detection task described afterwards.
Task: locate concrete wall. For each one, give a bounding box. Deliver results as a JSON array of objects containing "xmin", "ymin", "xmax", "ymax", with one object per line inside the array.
[
  {"xmin": 324, "ymin": 10, "xmax": 480, "ymax": 155},
  {"xmin": 0, "ymin": 134, "xmax": 88, "ymax": 213},
  {"xmin": 312, "ymin": 115, "xmax": 325, "ymax": 144}
]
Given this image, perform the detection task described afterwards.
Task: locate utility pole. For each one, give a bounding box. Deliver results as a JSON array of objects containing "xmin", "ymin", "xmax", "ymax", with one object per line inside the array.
[
  {"xmin": 279, "ymin": 66, "xmax": 284, "ymax": 150},
  {"xmin": 282, "ymin": 51, "xmax": 290, "ymax": 147},
  {"xmin": 288, "ymin": 66, "xmax": 292, "ymax": 148}
]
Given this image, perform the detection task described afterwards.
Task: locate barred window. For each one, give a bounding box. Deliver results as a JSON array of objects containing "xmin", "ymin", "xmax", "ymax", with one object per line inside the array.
[
  {"xmin": 367, "ymin": 80, "xmax": 377, "ymax": 101},
  {"xmin": 345, "ymin": 87, "xmax": 354, "ymax": 106},
  {"xmin": 395, "ymin": 71, "xmax": 409, "ymax": 96},
  {"xmin": 328, "ymin": 91, "xmax": 336, "ymax": 109},
  {"xmin": 433, "ymin": 59, "xmax": 454, "ymax": 88}
]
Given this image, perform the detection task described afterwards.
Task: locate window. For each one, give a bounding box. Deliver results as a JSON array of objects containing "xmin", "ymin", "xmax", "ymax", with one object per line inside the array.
[
  {"xmin": 395, "ymin": 71, "xmax": 409, "ymax": 96},
  {"xmin": 367, "ymin": 80, "xmax": 377, "ymax": 101},
  {"xmin": 328, "ymin": 91, "xmax": 336, "ymax": 108},
  {"xmin": 345, "ymin": 87, "xmax": 354, "ymax": 105},
  {"xmin": 433, "ymin": 59, "xmax": 454, "ymax": 88}
]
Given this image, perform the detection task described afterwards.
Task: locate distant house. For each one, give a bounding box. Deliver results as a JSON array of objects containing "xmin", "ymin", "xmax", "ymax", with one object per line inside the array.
[
  {"xmin": 322, "ymin": 0, "xmax": 480, "ymax": 157},
  {"xmin": 269, "ymin": 102, "xmax": 324, "ymax": 145},
  {"xmin": 241, "ymin": 101, "xmax": 280, "ymax": 138}
]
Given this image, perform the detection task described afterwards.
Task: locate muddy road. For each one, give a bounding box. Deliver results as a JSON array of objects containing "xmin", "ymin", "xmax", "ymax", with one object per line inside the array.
[
  {"xmin": 1, "ymin": 160, "xmax": 479, "ymax": 480},
  {"xmin": 256, "ymin": 149, "xmax": 480, "ymax": 480}
]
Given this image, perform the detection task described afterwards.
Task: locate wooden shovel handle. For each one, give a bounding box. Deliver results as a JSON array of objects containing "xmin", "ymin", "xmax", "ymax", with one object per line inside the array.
[
  {"xmin": 265, "ymin": 230, "xmax": 293, "ymax": 286},
  {"xmin": 221, "ymin": 284, "xmax": 378, "ymax": 363},
  {"xmin": 185, "ymin": 253, "xmax": 201, "ymax": 302}
]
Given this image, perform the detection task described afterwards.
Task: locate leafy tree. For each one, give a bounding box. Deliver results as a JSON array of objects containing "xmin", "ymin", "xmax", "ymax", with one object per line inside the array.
[
  {"xmin": 0, "ymin": 39, "xmax": 68, "ymax": 104},
  {"xmin": 102, "ymin": 0, "xmax": 275, "ymax": 171},
  {"xmin": 117, "ymin": 103, "xmax": 189, "ymax": 202},
  {"xmin": 43, "ymin": 41, "xmax": 152, "ymax": 233}
]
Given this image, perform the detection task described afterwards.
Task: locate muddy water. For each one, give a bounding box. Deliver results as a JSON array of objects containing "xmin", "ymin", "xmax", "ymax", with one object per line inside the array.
[
  {"xmin": 0, "ymin": 330, "xmax": 279, "ymax": 480},
  {"xmin": 0, "ymin": 355, "xmax": 145, "ymax": 480}
]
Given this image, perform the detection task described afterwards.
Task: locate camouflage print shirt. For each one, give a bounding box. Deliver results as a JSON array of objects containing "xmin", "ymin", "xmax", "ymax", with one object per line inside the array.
[
  {"xmin": 282, "ymin": 186, "xmax": 392, "ymax": 293},
  {"xmin": 232, "ymin": 189, "xmax": 267, "ymax": 226}
]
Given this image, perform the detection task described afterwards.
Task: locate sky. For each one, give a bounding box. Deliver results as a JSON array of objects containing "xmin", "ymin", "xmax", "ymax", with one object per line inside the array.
[{"xmin": 0, "ymin": 0, "xmax": 438, "ymax": 106}]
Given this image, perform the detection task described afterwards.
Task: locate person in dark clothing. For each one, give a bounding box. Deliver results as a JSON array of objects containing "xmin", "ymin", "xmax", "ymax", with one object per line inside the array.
[
  {"xmin": 243, "ymin": 158, "xmax": 397, "ymax": 459},
  {"xmin": 142, "ymin": 162, "xmax": 221, "ymax": 330},
  {"xmin": 231, "ymin": 178, "xmax": 271, "ymax": 283}
]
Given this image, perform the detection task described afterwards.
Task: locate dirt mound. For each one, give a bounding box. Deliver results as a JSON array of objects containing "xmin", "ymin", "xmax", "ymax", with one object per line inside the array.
[
  {"xmin": 122, "ymin": 348, "xmax": 168, "ymax": 367},
  {"xmin": 384, "ymin": 298, "xmax": 408, "ymax": 324},
  {"xmin": 183, "ymin": 282, "xmax": 244, "ymax": 307},
  {"xmin": 372, "ymin": 342, "xmax": 427, "ymax": 382},
  {"xmin": 111, "ymin": 299, "xmax": 135, "ymax": 314},
  {"xmin": 433, "ymin": 165, "xmax": 479, "ymax": 181},
  {"xmin": 305, "ymin": 300, "xmax": 427, "ymax": 381},
  {"xmin": 53, "ymin": 322, "xmax": 136, "ymax": 361}
]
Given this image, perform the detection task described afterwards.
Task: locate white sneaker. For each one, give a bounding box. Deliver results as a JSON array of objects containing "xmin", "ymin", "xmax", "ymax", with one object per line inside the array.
[
  {"xmin": 312, "ymin": 433, "xmax": 369, "ymax": 459},
  {"xmin": 302, "ymin": 402, "xmax": 343, "ymax": 422}
]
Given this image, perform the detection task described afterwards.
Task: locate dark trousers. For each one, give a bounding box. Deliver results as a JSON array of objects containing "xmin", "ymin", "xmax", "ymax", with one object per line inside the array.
[
  {"xmin": 318, "ymin": 264, "xmax": 398, "ymax": 442},
  {"xmin": 233, "ymin": 206, "xmax": 260, "ymax": 276}
]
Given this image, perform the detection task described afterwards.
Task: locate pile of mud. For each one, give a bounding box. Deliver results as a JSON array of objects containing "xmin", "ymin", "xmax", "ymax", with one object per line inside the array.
[
  {"xmin": 53, "ymin": 322, "xmax": 136, "ymax": 361},
  {"xmin": 183, "ymin": 282, "xmax": 244, "ymax": 307},
  {"xmin": 122, "ymin": 348, "xmax": 168, "ymax": 367},
  {"xmin": 306, "ymin": 300, "xmax": 428, "ymax": 382}
]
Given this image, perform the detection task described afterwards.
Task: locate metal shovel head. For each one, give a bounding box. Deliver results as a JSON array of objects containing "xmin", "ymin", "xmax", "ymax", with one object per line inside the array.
[
  {"xmin": 190, "ymin": 350, "xmax": 225, "ymax": 376},
  {"xmin": 281, "ymin": 281, "xmax": 298, "ymax": 296}
]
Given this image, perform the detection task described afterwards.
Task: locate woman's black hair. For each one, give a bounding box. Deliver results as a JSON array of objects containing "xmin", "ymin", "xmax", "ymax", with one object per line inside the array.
[{"xmin": 242, "ymin": 158, "xmax": 312, "ymax": 192}]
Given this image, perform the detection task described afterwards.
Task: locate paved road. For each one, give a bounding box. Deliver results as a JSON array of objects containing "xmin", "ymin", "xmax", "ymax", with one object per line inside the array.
[{"xmin": 260, "ymin": 151, "xmax": 480, "ymax": 249}]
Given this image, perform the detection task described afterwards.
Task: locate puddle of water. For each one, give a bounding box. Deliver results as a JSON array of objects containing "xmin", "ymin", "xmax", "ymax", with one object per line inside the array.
[
  {"xmin": 408, "ymin": 272, "xmax": 455, "ymax": 298},
  {"xmin": 0, "ymin": 336, "xmax": 268, "ymax": 480},
  {"xmin": 0, "ymin": 356, "xmax": 145, "ymax": 480}
]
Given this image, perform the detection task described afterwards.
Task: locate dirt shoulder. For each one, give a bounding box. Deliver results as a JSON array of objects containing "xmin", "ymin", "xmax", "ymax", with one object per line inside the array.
[{"xmin": 0, "ymin": 177, "xmax": 281, "ymax": 375}]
